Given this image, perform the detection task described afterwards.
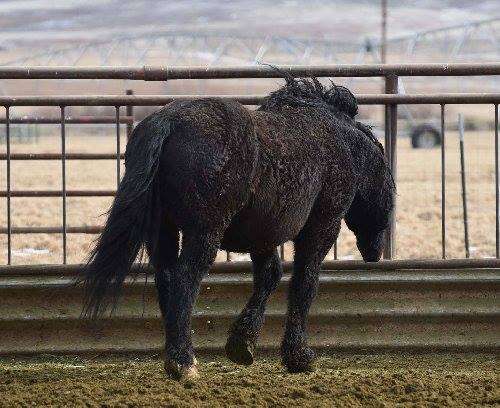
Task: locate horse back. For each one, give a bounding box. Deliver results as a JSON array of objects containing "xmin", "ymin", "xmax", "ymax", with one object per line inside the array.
[{"xmin": 220, "ymin": 108, "xmax": 358, "ymax": 252}]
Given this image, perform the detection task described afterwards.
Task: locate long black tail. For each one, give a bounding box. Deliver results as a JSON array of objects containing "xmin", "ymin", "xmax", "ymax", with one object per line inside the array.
[{"xmin": 78, "ymin": 113, "xmax": 172, "ymax": 318}]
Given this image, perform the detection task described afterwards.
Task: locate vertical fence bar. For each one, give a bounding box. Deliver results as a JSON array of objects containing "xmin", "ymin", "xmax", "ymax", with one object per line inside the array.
[
  {"xmin": 126, "ymin": 90, "xmax": 134, "ymax": 140},
  {"xmin": 280, "ymin": 244, "xmax": 285, "ymax": 260},
  {"xmin": 458, "ymin": 114, "xmax": 470, "ymax": 258},
  {"xmin": 495, "ymin": 104, "xmax": 499, "ymax": 258},
  {"xmin": 383, "ymin": 74, "xmax": 398, "ymax": 259},
  {"xmin": 5, "ymin": 106, "xmax": 11, "ymax": 264},
  {"xmin": 60, "ymin": 106, "xmax": 67, "ymax": 264},
  {"xmin": 333, "ymin": 240, "xmax": 338, "ymax": 260},
  {"xmin": 441, "ymin": 104, "xmax": 446, "ymax": 259},
  {"xmin": 115, "ymin": 106, "xmax": 121, "ymax": 189}
]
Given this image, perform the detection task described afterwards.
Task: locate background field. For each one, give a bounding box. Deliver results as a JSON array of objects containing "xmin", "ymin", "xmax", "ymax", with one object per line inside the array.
[
  {"xmin": 3, "ymin": 0, "xmax": 496, "ymax": 49},
  {"xmin": 1, "ymin": 0, "xmax": 499, "ymax": 265},
  {"xmin": 1, "ymin": 115, "xmax": 497, "ymax": 265}
]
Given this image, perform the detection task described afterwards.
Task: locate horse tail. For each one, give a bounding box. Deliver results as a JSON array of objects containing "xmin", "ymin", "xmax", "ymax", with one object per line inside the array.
[{"xmin": 78, "ymin": 113, "xmax": 172, "ymax": 319}]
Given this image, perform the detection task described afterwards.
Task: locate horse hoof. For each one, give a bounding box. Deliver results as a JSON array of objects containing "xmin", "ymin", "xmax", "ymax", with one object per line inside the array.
[
  {"xmin": 282, "ymin": 346, "xmax": 315, "ymax": 373},
  {"xmin": 164, "ymin": 357, "xmax": 199, "ymax": 381},
  {"xmin": 225, "ymin": 336, "xmax": 254, "ymax": 366}
]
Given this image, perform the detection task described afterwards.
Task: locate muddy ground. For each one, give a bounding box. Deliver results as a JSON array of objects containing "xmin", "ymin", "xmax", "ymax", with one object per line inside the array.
[{"xmin": 0, "ymin": 353, "xmax": 498, "ymax": 407}]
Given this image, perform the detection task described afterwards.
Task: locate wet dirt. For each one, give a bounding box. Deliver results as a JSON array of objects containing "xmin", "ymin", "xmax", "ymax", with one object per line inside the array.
[{"xmin": 0, "ymin": 353, "xmax": 498, "ymax": 407}]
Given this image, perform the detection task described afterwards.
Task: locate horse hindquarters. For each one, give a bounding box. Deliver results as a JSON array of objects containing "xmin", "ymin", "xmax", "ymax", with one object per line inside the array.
[
  {"xmin": 153, "ymin": 100, "xmax": 259, "ymax": 379},
  {"xmin": 158, "ymin": 99, "xmax": 259, "ymax": 233}
]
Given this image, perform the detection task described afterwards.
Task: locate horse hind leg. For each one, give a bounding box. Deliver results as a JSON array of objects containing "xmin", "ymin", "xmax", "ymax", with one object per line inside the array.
[
  {"xmin": 148, "ymin": 218, "xmax": 179, "ymax": 275},
  {"xmin": 282, "ymin": 215, "xmax": 341, "ymax": 373},
  {"xmin": 158, "ymin": 228, "xmax": 223, "ymax": 380},
  {"xmin": 147, "ymin": 220, "xmax": 185, "ymax": 374},
  {"xmin": 225, "ymin": 249, "xmax": 283, "ymax": 365}
]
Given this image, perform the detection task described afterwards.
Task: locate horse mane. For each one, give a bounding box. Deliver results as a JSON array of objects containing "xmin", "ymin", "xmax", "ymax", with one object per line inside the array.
[
  {"xmin": 258, "ymin": 67, "xmax": 393, "ymax": 189},
  {"xmin": 355, "ymin": 121, "xmax": 385, "ymax": 155},
  {"xmin": 258, "ymin": 73, "xmax": 358, "ymax": 119},
  {"xmin": 355, "ymin": 120, "xmax": 395, "ymax": 189},
  {"xmin": 258, "ymin": 70, "xmax": 385, "ymax": 155}
]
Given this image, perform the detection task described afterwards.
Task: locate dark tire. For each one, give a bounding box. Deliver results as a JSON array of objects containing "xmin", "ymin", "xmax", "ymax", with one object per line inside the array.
[{"xmin": 411, "ymin": 124, "xmax": 441, "ymax": 149}]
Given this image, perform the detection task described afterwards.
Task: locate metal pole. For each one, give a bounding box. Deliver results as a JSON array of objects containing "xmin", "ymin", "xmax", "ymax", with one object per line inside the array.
[
  {"xmin": 1, "ymin": 63, "xmax": 500, "ymax": 80},
  {"xmin": 125, "ymin": 89, "xmax": 134, "ymax": 139},
  {"xmin": 0, "ymin": 116, "xmax": 134, "ymax": 124},
  {"xmin": 441, "ymin": 104, "xmax": 446, "ymax": 259},
  {"xmin": 495, "ymin": 104, "xmax": 499, "ymax": 258},
  {"xmin": 115, "ymin": 106, "xmax": 121, "ymax": 188},
  {"xmin": 458, "ymin": 114, "xmax": 470, "ymax": 258},
  {"xmin": 5, "ymin": 106, "xmax": 11, "ymax": 264},
  {"xmin": 4, "ymin": 257, "xmax": 500, "ymax": 276},
  {"xmin": 0, "ymin": 93, "xmax": 499, "ymax": 107},
  {"xmin": 383, "ymin": 74, "xmax": 398, "ymax": 259},
  {"xmin": 60, "ymin": 106, "xmax": 67, "ymax": 264},
  {"xmin": 381, "ymin": 0, "xmax": 387, "ymax": 64}
]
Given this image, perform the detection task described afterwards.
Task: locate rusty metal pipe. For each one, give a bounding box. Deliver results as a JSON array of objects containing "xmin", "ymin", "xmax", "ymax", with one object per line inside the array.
[
  {"xmin": 0, "ymin": 226, "xmax": 102, "ymax": 234},
  {"xmin": 0, "ymin": 190, "xmax": 115, "ymax": 197},
  {"xmin": 383, "ymin": 74, "xmax": 399, "ymax": 259},
  {"xmin": 0, "ymin": 116, "xmax": 133, "ymax": 124},
  {"xmin": 441, "ymin": 104, "xmax": 446, "ymax": 259},
  {"xmin": 0, "ymin": 63, "xmax": 499, "ymax": 80},
  {"xmin": 60, "ymin": 107, "xmax": 67, "ymax": 264},
  {"xmin": 5, "ymin": 107, "xmax": 11, "ymax": 264},
  {"xmin": 1, "ymin": 93, "xmax": 499, "ymax": 107},
  {"xmin": 0, "ymin": 153, "xmax": 125, "ymax": 160},
  {"xmin": 1, "ymin": 258, "xmax": 500, "ymax": 277}
]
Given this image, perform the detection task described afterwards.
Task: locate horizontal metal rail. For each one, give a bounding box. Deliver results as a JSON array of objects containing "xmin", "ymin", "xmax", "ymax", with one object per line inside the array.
[
  {"xmin": 0, "ymin": 190, "xmax": 115, "ymax": 197},
  {"xmin": 0, "ymin": 153, "xmax": 124, "ymax": 160},
  {"xmin": 0, "ymin": 226, "xmax": 101, "ymax": 234},
  {"xmin": 2, "ymin": 259, "xmax": 500, "ymax": 277},
  {"xmin": 0, "ymin": 63, "xmax": 499, "ymax": 80},
  {"xmin": 0, "ymin": 115, "xmax": 133, "ymax": 124},
  {"xmin": 1, "ymin": 93, "xmax": 500, "ymax": 106}
]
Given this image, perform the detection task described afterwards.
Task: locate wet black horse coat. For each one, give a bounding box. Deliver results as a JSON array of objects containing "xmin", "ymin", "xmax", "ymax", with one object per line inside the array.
[{"xmin": 80, "ymin": 78, "xmax": 395, "ymax": 379}]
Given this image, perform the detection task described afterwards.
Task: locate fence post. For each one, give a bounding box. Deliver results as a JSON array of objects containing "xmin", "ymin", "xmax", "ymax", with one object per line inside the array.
[
  {"xmin": 495, "ymin": 104, "xmax": 499, "ymax": 258},
  {"xmin": 383, "ymin": 74, "xmax": 398, "ymax": 259},
  {"xmin": 126, "ymin": 89, "xmax": 133, "ymax": 139},
  {"xmin": 458, "ymin": 114, "xmax": 470, "ymax": 258}
]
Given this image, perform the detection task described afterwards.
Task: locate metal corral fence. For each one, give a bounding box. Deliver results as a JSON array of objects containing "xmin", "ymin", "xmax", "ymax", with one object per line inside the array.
[
  {"xmin": 1, "ymin": 63, "xmax": 500, "ymax": 266},
  {"xmin": 0, "ymin": 64, "xmax": 499, "ymax": 355}
]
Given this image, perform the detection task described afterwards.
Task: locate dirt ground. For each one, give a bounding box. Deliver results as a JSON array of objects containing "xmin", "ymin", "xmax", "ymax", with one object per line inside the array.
[
  {"xmin": 0, "ymin": 124, "xmax": 499, "ymax": 264},
  {"xmin": 0, "ymin": 353, "xmax": 497, "ymax": 407}
]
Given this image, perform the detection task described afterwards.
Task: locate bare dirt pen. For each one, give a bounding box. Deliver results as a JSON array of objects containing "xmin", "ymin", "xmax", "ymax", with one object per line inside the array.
[
  {"xmin": 0, "ymin": 353, "xmax": 497, "ymax": 407},
  {"xmin": 0, "ymin": 125, "xmax": 498, "ymax": 264}
]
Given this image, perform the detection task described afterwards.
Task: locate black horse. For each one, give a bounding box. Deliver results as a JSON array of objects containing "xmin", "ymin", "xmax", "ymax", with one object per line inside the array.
[{"xmin": 80, "ymin": 77, "xmax": 395, "ymax": 380}]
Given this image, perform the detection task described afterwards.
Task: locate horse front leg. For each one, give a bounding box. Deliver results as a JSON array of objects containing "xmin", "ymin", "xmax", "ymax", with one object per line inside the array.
[
  {"xmin": 226, "ymin": 249, "xmax": 283, "ymax": 365},
  {"xmin": 282, "ymin": 217, "xmax": 341, "ymax": 373},
  {"xmin": 160, "ymin": 230, "xmax": 221, "ymax": 380}
]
